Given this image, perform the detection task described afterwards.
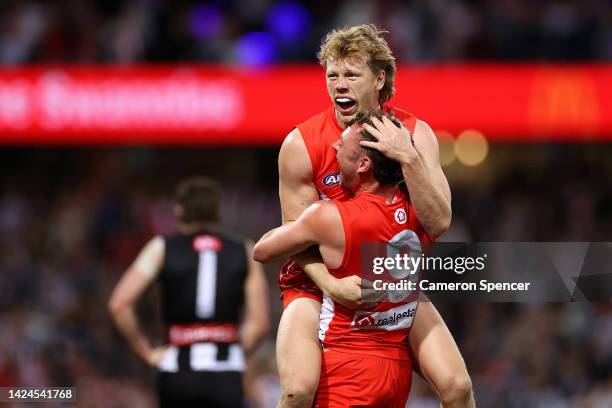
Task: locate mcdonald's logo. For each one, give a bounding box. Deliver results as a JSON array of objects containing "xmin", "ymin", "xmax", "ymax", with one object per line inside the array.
[{"xmin": 528, "ymin": 70, "xmax": 600, "ymax": 138}]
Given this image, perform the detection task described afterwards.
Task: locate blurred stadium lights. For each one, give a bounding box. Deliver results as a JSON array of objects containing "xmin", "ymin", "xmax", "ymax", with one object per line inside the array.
[
  {"xmin": 435, "ymin": 130, "xmax": 456, "ymax": 167},
  {"xmin": 236, "ymin": 32, "xmax": 278, "ymax": 65},
  {"xmin": 189, "ymin": 4, "xmax": 224, "ymax": 40},
  {"xmin": 266, "ymin": 1, "xmax": 311, "ymax": 44},
  {"xmin": 455, "ymin": 129, "xmax": 489, "ymax": 167}
]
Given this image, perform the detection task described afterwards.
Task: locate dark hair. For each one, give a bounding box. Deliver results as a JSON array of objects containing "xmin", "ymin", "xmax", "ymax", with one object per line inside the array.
[
  {"xmin": 174, "ymin": 176, "xmax": 220, "ymax": 224},
  {"xmin": 352, "ymin": 111, "xmax": 404, "ymax": 186}
]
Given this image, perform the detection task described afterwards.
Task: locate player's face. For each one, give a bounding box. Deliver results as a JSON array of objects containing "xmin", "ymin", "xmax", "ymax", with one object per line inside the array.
[
  {"xmin": 333, "ymin": 125, "xmax": 365, "ymax": 193},
  {"xmin": 326, "ymin": 55, "xmax": 385, "ymax": 127}
]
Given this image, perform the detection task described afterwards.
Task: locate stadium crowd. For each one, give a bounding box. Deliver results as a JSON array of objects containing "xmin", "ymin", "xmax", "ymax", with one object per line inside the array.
[
  {"xmin": 0, "ymin": 145, "xmax": 611, "ymax": 407},
  {"xmin": 1, "ymin": 0, "xmax": 612, "ymax": 407},
  {"xmin": 0, "ymin": 0, "xmax": 611, "ymax": 64}
]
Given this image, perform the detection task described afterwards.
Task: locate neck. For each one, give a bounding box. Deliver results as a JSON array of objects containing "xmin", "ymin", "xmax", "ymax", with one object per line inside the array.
[
  {"xmin": 353, "ymin": 180, "xmax": 398, "ymax": 200},
  {"xmin": 334, "ymin": 109, "xmax": 349, "ymax": 129},
  {"xmin": 178, "ymin": 221, "xmax": 213, "ymax": 234}
]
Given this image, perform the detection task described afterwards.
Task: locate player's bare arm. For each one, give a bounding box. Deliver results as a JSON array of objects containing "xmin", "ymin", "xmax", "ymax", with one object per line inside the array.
[
  {"xmin": 361, "ymin": 116, "xmax": 452, "ymax": 237},
  {"xmin": 253, "ymin": 201, "xmax": 343, "ymax": 265},
  {"xmin": 361, "ymin": 116, "xmax": 474, "ymax": 407},
  {"xmin": 241, "ymin": 241, "xmax": 271, "ymax": 357},
  {"xmin": 108, "ymin": 236, "xmax": 169, "ymax": 367},
  {"xmin": 279, "ymin": 128, "xmax": 319, "ymax": 223},
  {"xmin": 278, "ymin": 128, "xmax": 366, "ymax": 306},
  {"xmin": 278, "ymin": 128, "xmax": 342, "ymax": 295}
]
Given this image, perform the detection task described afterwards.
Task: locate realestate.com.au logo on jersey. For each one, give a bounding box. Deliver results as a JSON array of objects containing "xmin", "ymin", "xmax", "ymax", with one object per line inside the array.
[{"xmin": 351, "ymin": 302, "xmax": 417, "ymax": 331}]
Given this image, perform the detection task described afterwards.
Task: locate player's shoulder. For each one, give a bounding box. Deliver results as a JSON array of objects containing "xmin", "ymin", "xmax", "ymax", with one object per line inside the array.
[
  {"xmin": 301, "ymin": 200, "xmax": 341, "ymax": 226},
  {"xmin": 167, "ymin": 228, "xmax": 247, "ymax": 251},
  {"xmin": 142, "ymin": 234, "xmax": 166, "ymax": 254},
  {"xmin": 297, "ymin": 108, "xmax": 331, "ymax": 129},
  {"xmin": 281, "ymin": 127, "xmax": 305, "ymax": 150},
  {"xmin": 208, "ymin": 227, "xmax": 249, "ymax": 249},
  {"xmin": 385, "ymin": 105, "xmax": 417, "ymax": 121},
  {"xmin": 281, "ymin": 108, "xmax": 328, "ymax": 148},
  {"xmin": 279, "ymin": 127, "xmax": 313, "ymax": 180},
  {"xmin": 384, "ymin": 105, "xmax": 419, "ymax": 132}
]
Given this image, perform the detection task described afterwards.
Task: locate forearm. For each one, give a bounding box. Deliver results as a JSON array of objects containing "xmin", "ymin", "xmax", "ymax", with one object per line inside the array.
[
  {"xmin": 253, "ymin": 211, "xmax": 319, "ymax": 263},
  {"xmin": 294, "ymin": 252, "xmax": 337, "ymax": 296},
  {"xmin": 240, "ymin": 320, "xmax": 269, "ymax": 357},
  {"xmin": 401, "ymin": 157, "xmax": 451, "ymax": 238},
  {"xmin": 111, "ymin": 307, "xmax": 153, "ymax": 362},
  {"xmin": 253, "ymin": 227, "xmax": 290, "ymax": 263},
  {"xmin": 293, "ymin": 249, "xmax": 371, "ymax": 310}
]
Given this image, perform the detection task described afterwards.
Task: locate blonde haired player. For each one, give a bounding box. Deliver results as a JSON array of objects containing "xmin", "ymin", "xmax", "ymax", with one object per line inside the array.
[{"xmin": 275, "ymin": 24, "xmax": 474, "ymax": 407}]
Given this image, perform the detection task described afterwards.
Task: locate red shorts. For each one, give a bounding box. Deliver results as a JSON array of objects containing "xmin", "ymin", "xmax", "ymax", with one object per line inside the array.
[
  {"xmin": 279, "ymin": 260, "xmax": 322, "ymax": 308},
  {"xmin": 315, "ymin": 349, "xmax": 412, "ymax": 408}
]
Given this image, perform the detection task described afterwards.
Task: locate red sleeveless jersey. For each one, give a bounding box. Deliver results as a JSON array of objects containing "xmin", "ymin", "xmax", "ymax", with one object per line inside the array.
[
  {"xmin": 279, "ymin": 105, "xmax": 419, "ymax": 304},
  {"xmin": 319, "ymin": 188, "xmax": 432, "ymax": 360},
  {"xmin": 297, "ymin": 105, "xmax": 417, "ymax": 201}
]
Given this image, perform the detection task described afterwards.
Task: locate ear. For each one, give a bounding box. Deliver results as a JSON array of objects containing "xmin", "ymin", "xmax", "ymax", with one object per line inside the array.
[
  {"xmin": 376, "ymin": 70, "xmax": 386, "ymax": 91},
  {"xmin": 357, "ymin": 154, "xmax": 373, "ymax": 175}
]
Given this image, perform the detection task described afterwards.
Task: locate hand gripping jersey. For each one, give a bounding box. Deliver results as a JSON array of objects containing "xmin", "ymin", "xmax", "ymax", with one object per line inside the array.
[
  {"xmin": 319, "ymin": 188, "xmax": 432, "ymax": 361},
  {"xmin": 279, "ymin": 105, "xmax": 419, "ymax": 306}
]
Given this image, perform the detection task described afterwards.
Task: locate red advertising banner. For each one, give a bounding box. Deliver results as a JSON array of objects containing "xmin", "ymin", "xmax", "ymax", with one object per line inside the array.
[{"xmin": 0, "ymin": 64, "xmax": 610, "ymax": 144}]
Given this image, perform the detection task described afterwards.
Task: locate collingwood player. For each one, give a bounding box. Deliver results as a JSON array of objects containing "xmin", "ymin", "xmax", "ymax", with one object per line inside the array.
[{"xmin": 109, "ymin": 176, "xmax": 270, "ymax": 407}]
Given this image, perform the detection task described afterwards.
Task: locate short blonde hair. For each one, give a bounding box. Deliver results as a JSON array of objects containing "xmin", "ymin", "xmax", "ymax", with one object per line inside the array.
[{"xmin": 317, "ymin": 24, "xmax": 396, "ymax": 103}]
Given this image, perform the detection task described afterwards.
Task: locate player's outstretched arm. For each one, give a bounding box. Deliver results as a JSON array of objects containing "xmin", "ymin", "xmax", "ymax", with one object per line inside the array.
[
  {"xmin": 277, "ymin": 129, "xmax": 368, "ymax": 308},
  {"xmin": 253, "ymin": 202, "xmax": 335, "ymax": 263},
  {"xmin": 108, "ymin": 236, "xmax": 169, "ymax": 367},
  {"xmin": 241, "ymin": 241, "xmax": 271, "ymax": 357},
  {"xmin": 360, "ymin": 117, "xmax": 452, "ymax": 238}
]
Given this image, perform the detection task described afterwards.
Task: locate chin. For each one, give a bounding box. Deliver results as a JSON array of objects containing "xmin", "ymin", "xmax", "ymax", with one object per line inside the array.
[{"xmin": 339, "ymin": 113, "xmax": 357, "ymax": 126}]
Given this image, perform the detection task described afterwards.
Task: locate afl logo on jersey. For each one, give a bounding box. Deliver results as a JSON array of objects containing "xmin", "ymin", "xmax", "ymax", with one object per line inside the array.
[
  {"xmin": 192, "ymin": 235, "xmax": 223, "ymax": 252},
  {"xmin": 322, "ymin": 172, "xmax": 340, "ymax": 187},
  {"xmin": 394, "ymin": 208, "xmax": 407, "ymax": 225}
]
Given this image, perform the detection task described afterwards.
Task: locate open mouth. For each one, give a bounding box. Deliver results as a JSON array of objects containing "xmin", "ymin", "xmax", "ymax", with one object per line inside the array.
[{"xmin": 335, "ymin": 97, "xmax": 357, "ymax": 113}]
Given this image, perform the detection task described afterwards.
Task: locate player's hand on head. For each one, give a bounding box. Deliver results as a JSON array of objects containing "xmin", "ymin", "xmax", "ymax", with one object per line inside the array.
[
  {"xmin": 328, "ymin": 275, "xmax": 378, "ymax": 310},
  {"xmin": 360, "ymin": 116, "xmax": 418, "ymax": 164}
]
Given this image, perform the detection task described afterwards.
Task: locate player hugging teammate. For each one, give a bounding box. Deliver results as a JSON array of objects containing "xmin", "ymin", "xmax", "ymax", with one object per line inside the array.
[{"xmin": 256, "ymin": 24, "xmax": 475, "ymax": 408}]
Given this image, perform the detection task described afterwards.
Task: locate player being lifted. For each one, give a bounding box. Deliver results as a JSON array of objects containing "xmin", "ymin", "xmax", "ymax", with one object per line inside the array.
[
  {"xmin": 275, "ymin": 25, "xmax": 474, "ymax": 408},
  {"xmin": 109, "ymin": 176, "xmax": 270, "ymax": 407}
]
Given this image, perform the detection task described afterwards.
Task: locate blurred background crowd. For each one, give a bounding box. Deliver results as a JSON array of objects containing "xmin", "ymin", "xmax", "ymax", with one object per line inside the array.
[
  {"xmin": 1, "ymin": 144, "xmax": 612, "ymax": 407},
  {"xmin": 1, "ymin": 0, "xmax": 612, "ymax": 64},
  {"xmin": 1, "ymin": 1, "xmax": 612, "ymax": 408}
]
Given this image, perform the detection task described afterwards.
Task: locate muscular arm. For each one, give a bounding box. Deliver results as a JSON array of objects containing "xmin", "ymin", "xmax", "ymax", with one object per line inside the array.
[
  {"xmin": 276, "ymin": 128, "xmax": 374, "ymax": 307},
  {"xmin": 405, "ymin": 120, "xmax": 452, "ymax": 237},
  {"xmin": 277, "ymin": 129, "xmax": 345, "ymax": 295},
  {"xmin": 278, "ymin": 128, "xmax": 320, "ymax": 222},
  {"xmin": 108, "ymin": 236, "xmax": 168, "ymax": 367},
  {"xmin": 253, "ymin": 202, "xmax": 342, "ymax": 265},
  {"xmin": 362, "ymin": 117, "xmax": 452, "ymax": 238},
  {"xmin": 241, "ymin": 241, "xmax": 271, "ymax": 357}
]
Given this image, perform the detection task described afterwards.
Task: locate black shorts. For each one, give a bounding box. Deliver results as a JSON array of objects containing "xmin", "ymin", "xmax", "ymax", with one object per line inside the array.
[{"xmin": 157, "ymin": 371, "xmax": 244, "ymax": 408}]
